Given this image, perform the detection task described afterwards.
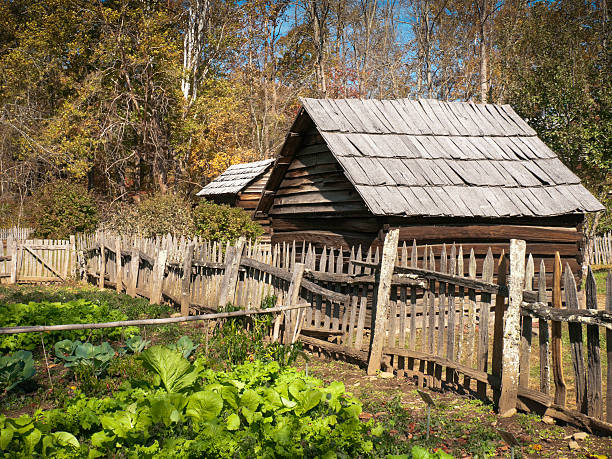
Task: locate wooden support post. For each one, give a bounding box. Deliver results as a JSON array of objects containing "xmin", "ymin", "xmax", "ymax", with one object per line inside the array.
[
  {"xmin": 538, "ymin": 259, "xmax": 551, "ymax": 395},
  {"xmin": 565, "ymin": 264, "xmax": 586, "ymax": 412},
  {"xmin": 218, "ymin": 237, "xmax": 246, "ymax": 308},
  {"xmin": 181, "ymin": 243, "xmax": 195, "ymax": 316},
  {"xmin": 69, "ymin": 235, "xmax": 76, "ymax": 279},
  {"xmin": 492, "ymin": 250, "xmax": 508, "ymax": 406},
  {"xmin": 98, "ymin": 236, "xmax": 105, "ymax": 290},
  {"xmin": 150, "ymin": 249, "xmax": 168, "ymax": 305},
  {"xmin": 585, "ymin": 267, "xmax": 603, "ymax": 418},
  {"xmin": 7, "ymin": 237, "xmax": 17, "ymax": 284},
  {"xmin": 283, "ymin": 262, "xmax": 305, "ymax": 344},
  {"xmin": 115, "ymin": 237, "xmax": 122, "ymax": 293},
  {"xmin": 127, "ymin": 247, "xmax": 139, "ymax": 297},
  {"xmin": 367, "ymin": 229, "xmax": 399, "ymax": 376},
  {"xmin": 551, "ymin": 252, "xmax": 566, "ymax": 407},
  {"xmin": 498, "ymin": 239, "xmax": 525, "ymax": 417}
]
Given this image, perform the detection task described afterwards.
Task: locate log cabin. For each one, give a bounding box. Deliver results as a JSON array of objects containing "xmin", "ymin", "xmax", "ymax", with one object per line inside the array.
[
  {"xmin": 256, "ymin": 98, "xmax": 604, "ymax": 278},
  {"xmin": 197, "ymin": 159, "xmax": 274, "ymax": 235}
]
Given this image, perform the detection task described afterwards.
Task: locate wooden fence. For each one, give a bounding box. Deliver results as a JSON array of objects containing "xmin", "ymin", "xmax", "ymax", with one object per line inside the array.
[
  {"xmin": 0, "ymin": 227, "xmax": 33, "ymax": 240},
  {"xmin": 74, "ymin": 231, "xmax": 612, "ymax": 434},
  {"xmin": 592, "ymin": 232, "xmax": 612, "ymax": 265},
  {"xmin": 0, "ymin": 236, "xmax": 75, "ymax": 283}
]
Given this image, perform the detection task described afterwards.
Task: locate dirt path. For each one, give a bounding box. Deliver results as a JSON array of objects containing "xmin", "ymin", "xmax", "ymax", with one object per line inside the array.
[{"xmin": 296, "ymin": 354, "xmax": 612, "ymax": 458}]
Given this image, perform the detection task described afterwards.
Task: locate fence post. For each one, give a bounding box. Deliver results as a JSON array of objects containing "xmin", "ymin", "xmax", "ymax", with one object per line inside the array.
[
  {"xmin": 498, "ymin": 239, "xmax": 525, "ymax": 417},
  {"xmin": 367, "ymin": 228, "xmax": 399, "ymax": 376},
  {"xmin": 115, "ymin": 237, "xmax": 123, "ymax": 293},
  {"xmin": 217, "ymin": 237, "xmax": 246, "ymax": 308},
  {"xmin": 181, "ymin": 243, "xmax": 195, "ymax": 316},
  {"xmin": 98, "ymin": 235, "xmax": 105, "ymax": 290},
  {"xmin": 69, "ymin": 235, "xmax": 76, "ymax": 279},
  {"xmin": 150, "ymin": 248, "xmax": 168, "ymax": 305},
  {"xmin": 491, "ymin": 250, "xmax": 508, "ymax": 406},
  {"xmin": 7, "ymin": 236, "xmax": 17, "ymax": 284},
  {"xmin": 283, "ymin": 262, "xmax": 305, "ymax": 343},
  {"xmin": 127, "ymin": 247, "xmax": 139, "ymax": 297}
]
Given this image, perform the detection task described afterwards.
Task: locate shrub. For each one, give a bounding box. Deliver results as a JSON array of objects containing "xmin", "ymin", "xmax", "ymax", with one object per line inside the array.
[
  {"xmin": 193, "ymin": 200, "xmax": 263, "ymax": 242},
  {"xmin": 31, "ymin": 180, "xmax": 98, "ymax": 239},
  {"xmin": 103, "ymin": 193, "xmax": 194, "ymax": 237}
]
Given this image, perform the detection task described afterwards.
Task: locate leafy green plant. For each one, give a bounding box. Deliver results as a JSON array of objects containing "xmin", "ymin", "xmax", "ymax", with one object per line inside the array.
[
  {"xmin": 0, "ymin": 299, "xmax": 137, "ymax": 351},
  {"xmin": 168, "ymin": 336, "xmax": 198, "ymax": 359},
  {"xmin": 140, "ymin": 345, "xmax": 202, "ymax": 393},
  {"xmin": 120, "ymin": 335, "xmax": 150, "ymax": 355},
  {"xmin": 193, "ymin": 200, "xmax": 263, "ymax": 242},
  {"xmin": 2, "ymin": 359, "xmax": 379, "ymax": 458},
  {"xmin": 0, "ymin": 350, "xmax": 35, "ymax": 392},
  {"xmin": 30, "ymin": 179, "xmax": 98, "ymax": 239},
  {"xmin": 54, "ymin": 340, "xmax": 115, "ymax": 376}
]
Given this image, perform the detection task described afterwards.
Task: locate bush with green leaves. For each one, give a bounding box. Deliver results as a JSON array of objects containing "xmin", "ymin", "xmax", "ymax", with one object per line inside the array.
[
  {"xmin": 54, "ymin": 340, "xmax": 115, "ymax": 376},
  {"xmin": 0, "ymin": 299, "xmax": 137, "ymax": 351},
  {"xmin": 0, "ymin": 350, "xmax": 35, "ymax": 393},
  {"xmin": 119, "ymin": 336, "xmax": 150, "ymax": 355},
  {"xmin": 102, "ymin": 192, "xmax": 195, "ymax": 237},
  {"xmin": 30, "ymin": 179, "xmax": 98, "ymax": 239},
  {"xmin": 2, "ymin": 351, "xmax": 381, "ymax": 458},
  {"xmin": 193, "ymin": 200, "xmax": 263, "ymax": 242}
]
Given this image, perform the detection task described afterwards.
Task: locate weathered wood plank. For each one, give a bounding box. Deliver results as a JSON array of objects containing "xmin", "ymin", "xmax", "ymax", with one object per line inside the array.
[
  {"xmin": 565, "ymin": 264, "xmax": 586, "ymax": 412},
  {"xmin": 367, "ymin": 229, "xmax": 399, "ymax": 375},
  {"xmin": 606, "ymin": 271, "xmax": 612, "ymax": 423},
  {"xmin": 519, "ymin": 254, "xmax": 534, "ymax": 389},
  {"xmin": 585, "ymin": 267, "xmax": 603, "ymax": 419},
  {"xmin": 498, "ymin": 239, "xmax": 526, "ymax": 417},
  {"xmin": 551, "ymin": 252, "xmax": 566, "ymax": 407}
]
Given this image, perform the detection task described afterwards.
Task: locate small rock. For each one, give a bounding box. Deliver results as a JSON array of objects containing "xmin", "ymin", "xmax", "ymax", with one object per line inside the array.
[
  {"xmin": 378, "ymin": 371, "xmax": 395, "ymax": 379},
  {"xmin": 542, "ymin": 415, "xmax": 555, "ymax": 425},
  {"xmin": 568, "ymin": 440, "xmax": 580, "ymax": 450},
  {"xmin": 573, "ymin": 432, "xmax": 588, "ymax": 441}
]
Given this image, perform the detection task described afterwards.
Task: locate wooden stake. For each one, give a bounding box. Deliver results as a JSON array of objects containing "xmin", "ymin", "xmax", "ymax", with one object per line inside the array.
[
  {"xmin": 181, "ymin": 243, "xmax": 195, "ymax": 316},
  {"xmin": 150, "ymin": 249, "xmax": 168, "ymax": 305},
  {"xmin": 551, "ymin": 252, "xmax": 566, "ymax": 407},
  {"xmin": 115, "ymin": 237, "xmax": 122, "ymax": 293},
  {"xmin": 218, "ymin": 237, "xmax": 246, "ymax": 308},
  {"xmin": 367, "ymin": 229, "xmax": 399, "ymax": 376},
  {"xmin": 498, "ymin": 239, "xmax": 525, "ymax": 417},
  {"xmin": 283, "ymin": 263, "xmax": 305, "ymax": 343},
  {"xmin": 128, "ymin": 247, "xmax": 139, "ymax": 297},
  {"xmin": 492, "ymin": 250, "xmax": 508, "ymax": 406}
]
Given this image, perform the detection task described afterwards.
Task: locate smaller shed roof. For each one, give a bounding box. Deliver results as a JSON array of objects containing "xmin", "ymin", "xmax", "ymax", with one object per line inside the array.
[{"xmin": 196, "ymin": 159, "xmax": 275, "ymax": 197}]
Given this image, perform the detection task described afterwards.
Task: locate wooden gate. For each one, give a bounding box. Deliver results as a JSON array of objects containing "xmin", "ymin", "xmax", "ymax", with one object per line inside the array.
[{"xmin": 9, "ymin": 238, "xmax": 76, "ymax": 282}]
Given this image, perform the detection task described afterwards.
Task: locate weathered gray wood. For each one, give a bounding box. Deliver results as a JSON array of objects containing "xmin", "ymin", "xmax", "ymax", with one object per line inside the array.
[
  {"xmin": 69, "ymin": 235, "xmax": 76, "ymax": 279},
  {"xmin": 98, "ymin": 238, "xmax": 105, "ymax": 290},
  {"xmin": 7, "ymin": 237, "xmax": 17, "ymax": 284},
  {"xmin": 519, "ymin": 254, "xmax": 534, "ymax": 389},
  {"xmin": 492, "ymin": 251, "xmax": 508, "ymax": 406},
  {"xmin": 181, "ymin": 244, "xmax": 195, "ymax": 316},
  {"xmin": 606, "ymin": 271, "xmax": 612, "ymax": 423},
  {"xmin": 464, "ymin": 249, "xmax": 477, "ymax": 388},
  {"xmin": 284, "ymin": 263, "xmax": 305, "ymax": 343},
  {"xmin": 367, "ymin": 229, "xmax": 399, "ymax": 375},
  {"xmin": 150, "ymin": 249, "xmax": 168, "ymax": 305},
  {"xmin": 551, "ymin": 252, "xmax": 566, "ymax": 407},
  {"xmin": 128, "ymin": 247, "xmax": 139, "ymax": 297},
  {"xmin": 445, "ymin": 243, "xmax": 457, "ymax": 383},
  {"xmin": 115, "ymin": 237, "xmax": 123, "ymax": 293},
  {"xmin": 0, "ymin": 302, "xmax": 311, "ymax": 335},
  {"xmin": 565, "ymin": 265, "xmax": 586, "ymax": 412},
  {"xmin": 218, "ymin": 237, "xmax": 246, "ymax": 308},
  {"xmin": 498, "ymin": 239, "xmax": 526, "ymax": 417},
  {"xmin": 585, "ymin": 267, "xmax": 603, "ymax": 419},
  {"xmin": 477, "ymin": 248, "xmax": 494, "ymax": 399},
  {"xmin": 538, "ymin": 259, "xmax": 551, "ymax": 395},
  {"xmin": 22, "ymin": 245, "xmax": 65, "ymax": 281}
]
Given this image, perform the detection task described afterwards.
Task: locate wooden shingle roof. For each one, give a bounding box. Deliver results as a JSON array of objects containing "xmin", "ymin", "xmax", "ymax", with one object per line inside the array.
[
  {"xmin": 274, "ymin": 98, "xmax": 603, "ymax": 218},
  {"xmin": 196, "ymin": 159, "xmax": 274, "ymax": 197}
]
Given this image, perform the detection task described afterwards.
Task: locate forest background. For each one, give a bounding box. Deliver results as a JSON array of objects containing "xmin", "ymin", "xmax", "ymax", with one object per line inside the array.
[{"xmin": 0, "ymin": 0, "xmax": 609, "ymax": 236}]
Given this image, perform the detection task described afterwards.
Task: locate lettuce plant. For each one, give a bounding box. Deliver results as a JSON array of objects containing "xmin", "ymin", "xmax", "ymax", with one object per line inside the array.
[{"xmin": 0, "ymin": 350, "xmax": 35, "ymax": 392}]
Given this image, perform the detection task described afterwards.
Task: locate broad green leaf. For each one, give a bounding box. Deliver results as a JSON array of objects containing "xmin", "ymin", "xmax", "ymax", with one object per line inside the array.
[
  {"xmin": 140, "ymin": 346, "xmax": 200, "ymax": 392},
  {"xmin": 226, "ymin": 413, "xmax": 240, "ymax": 431},
  {"xmin": 186, "ymin": 391, "xmax": 223, "ymax": 422},
  {"xmin": 411, "ymin": 446, "xmax": 434, "ymax": 459},
  {"xmin": 91, "ymin": 431, "xmax": 114, "ymax": 448},
  {"xmin": 297, "ymin": 389, "xmax": 321, "ymax": 414},
  {"xmin": 52, "ymin": 431, "xmax": 80, "ymax": 449},
  {"xmin": 0, "ymin": 426, "xmax": 14, "ymax": 450},
  {"xmin": 24, "ymin": 428, "xmax": 41, "ymax": 455},
  {"xmin": 240, "ymin": 389, "xmax": 260, "ymax": 412}
]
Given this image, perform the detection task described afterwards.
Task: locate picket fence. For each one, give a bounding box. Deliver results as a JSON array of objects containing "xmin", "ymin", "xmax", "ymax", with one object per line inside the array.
[
  {"xmin": 592, "ymin": 232, "xmax": 612, "ymax": 265},
  {"xmin": 75, "ymin": 230, "xmax": 612, "ymax": 435}
]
